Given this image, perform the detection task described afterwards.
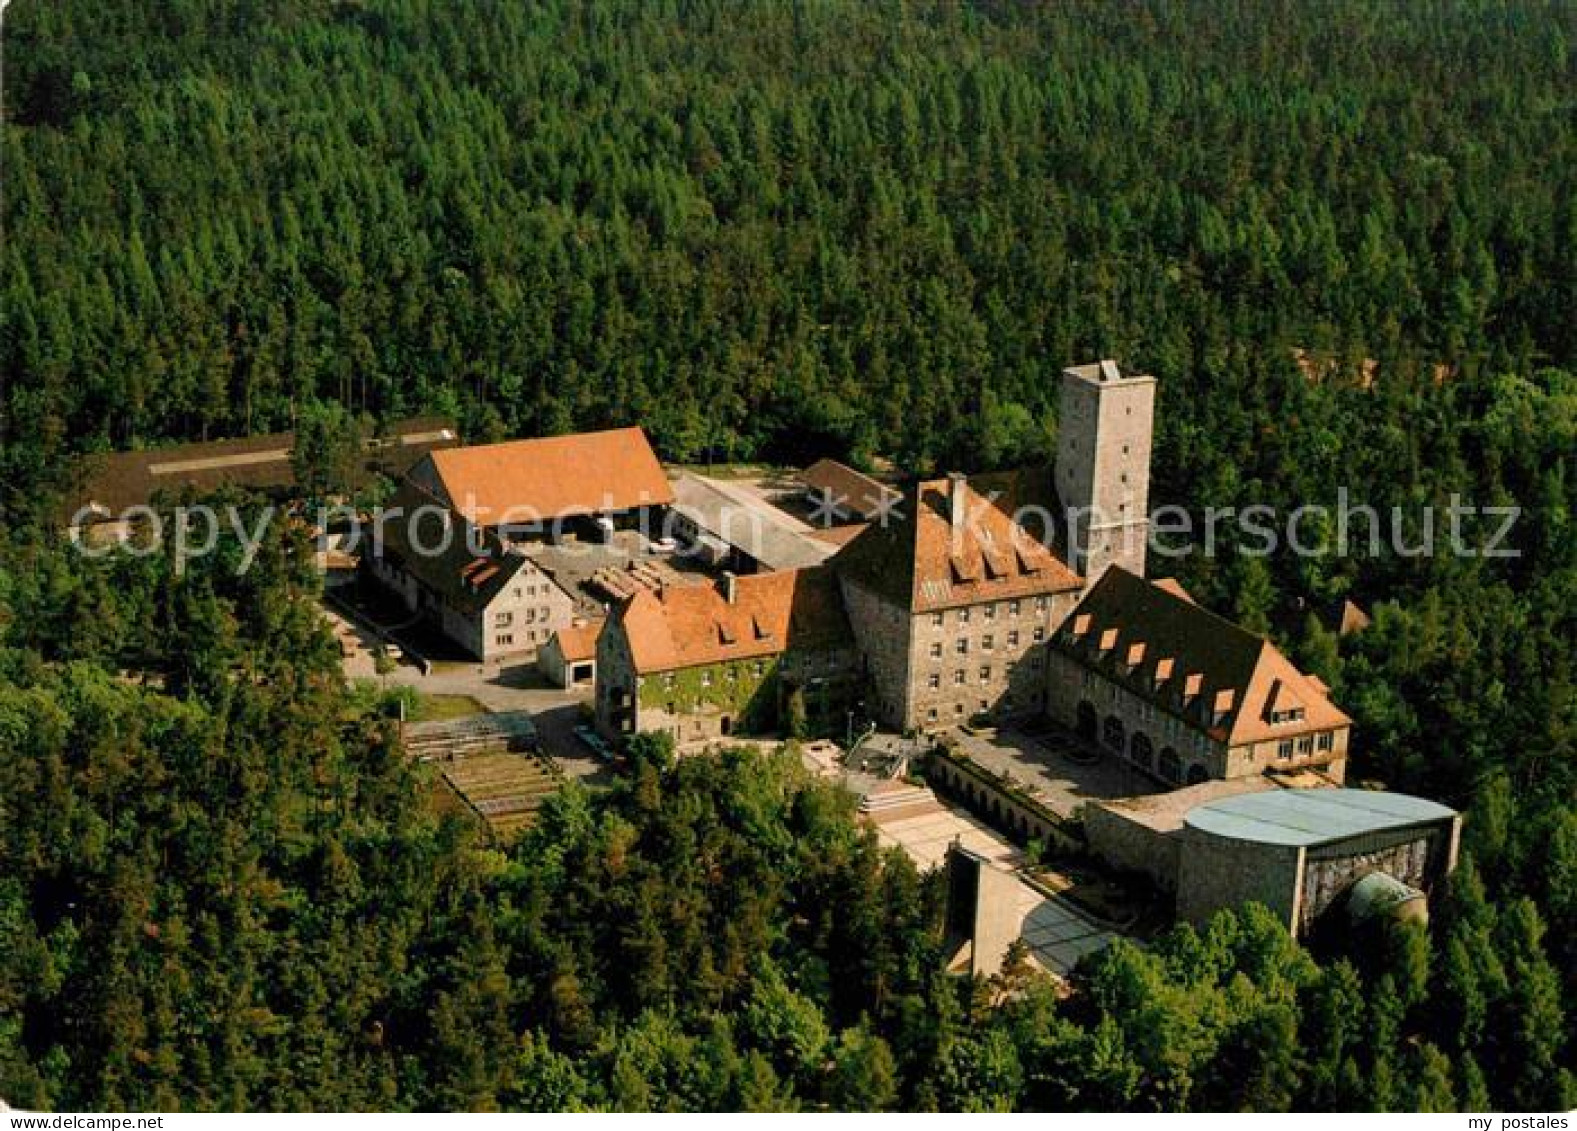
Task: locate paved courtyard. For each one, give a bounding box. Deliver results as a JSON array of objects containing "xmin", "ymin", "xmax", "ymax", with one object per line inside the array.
[
  {"xmin": 874, "ymin": 804, "xmax": 1025, "ymax": 871},
  {"xmin": 950, "ymin": 725, "xmax": 1155, "ymax": 819}
]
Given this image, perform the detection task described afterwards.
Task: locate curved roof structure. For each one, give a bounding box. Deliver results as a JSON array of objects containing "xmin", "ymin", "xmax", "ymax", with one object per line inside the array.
[{"xmin": 1184, "ymin": 788, "xmax": 1455, "ymax": 847}]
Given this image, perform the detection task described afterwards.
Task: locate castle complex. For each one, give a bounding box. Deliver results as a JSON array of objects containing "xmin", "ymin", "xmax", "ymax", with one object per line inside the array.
[{"xmin": 344, "ymin": 358, "xmax": 1349, "ymax": 790}]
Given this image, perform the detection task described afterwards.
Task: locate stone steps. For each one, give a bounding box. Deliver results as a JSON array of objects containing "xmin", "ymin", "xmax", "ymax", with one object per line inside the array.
[{"xmin": 860, "ymin": 781, "xmax": 941, "ymax": 816}]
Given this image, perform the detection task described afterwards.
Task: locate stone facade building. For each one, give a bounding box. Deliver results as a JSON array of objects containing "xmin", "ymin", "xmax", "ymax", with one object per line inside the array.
[
  {"xmin": 1046, "ymin": 566, "xmax": 1352, "ymax": 786},
  {"xmin": 1175, "ymin": 789, "xmax": 1461, "ymax": 936},
  {"xmin": 826, "ymin": 358, "xmax": 1156, "ymax": 733},
  {"xmin": 596, "ymin": 568, "xmax": 859, "ymax": 743},
  {"xmin": 833, "ymin": 470, "xmax": 1084, "ymax": 731},
  {"xmin": 1084, "ymin": 782, "xmax": 1460, "ymax": 936}
]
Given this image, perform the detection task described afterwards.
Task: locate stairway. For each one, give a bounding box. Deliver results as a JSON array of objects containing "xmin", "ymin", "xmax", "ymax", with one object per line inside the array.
[{"xmin": 859, "ymin": 779, "xmax": 944, "ymax": 823}]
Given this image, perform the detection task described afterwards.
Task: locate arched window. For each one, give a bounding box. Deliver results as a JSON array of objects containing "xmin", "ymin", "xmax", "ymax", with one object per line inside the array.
[
  {"xmin": 1076, "ymin": 700, "xmax": 1098, "ymax": 740},
  {"xmin": 1102, "ymin": 715, "xmax": 1126, "ymax": 751},
  {"xmin": 1186, "ymin": 763, "xmax": 1209, "ymax": 785},
  {"xmin": 1130, "ymin": 732, "xmax": 1154, "ymax": 769},
  {"xmin": 1159, "ymin": 746, "xmax": 1182, "ymax": 783}
]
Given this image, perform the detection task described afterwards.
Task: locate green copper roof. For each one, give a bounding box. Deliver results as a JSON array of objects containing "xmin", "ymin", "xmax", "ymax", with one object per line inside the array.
[{"xmin": 1184, "ymin": 788, "xmax": 1456, "ymax": 847}]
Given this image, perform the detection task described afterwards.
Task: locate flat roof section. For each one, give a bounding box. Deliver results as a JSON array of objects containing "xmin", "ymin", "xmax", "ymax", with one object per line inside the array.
[{"xmin": 1185, "ymin": 788, "xmax": 1456, "ymax": 848}]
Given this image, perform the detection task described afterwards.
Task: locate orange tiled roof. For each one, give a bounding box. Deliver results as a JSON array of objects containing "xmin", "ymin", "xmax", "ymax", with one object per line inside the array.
[
  {"xmin": 417, "ymin": 426, "xmax": 674, "ymax": 525},
  {"xmin": 551, "ymin": 620, "xmax": 604, "ymax": 663},
  {"xmin": 834, "ymin": 469, "xmax": 1082, "ymax": 612},
  {"xmin": 1054, "ymin": 567, "xmax": 1351, "ymax": 746},
  {"xmin": 614, "ymin": 568, "xmax": 851, "ymax": 673}
]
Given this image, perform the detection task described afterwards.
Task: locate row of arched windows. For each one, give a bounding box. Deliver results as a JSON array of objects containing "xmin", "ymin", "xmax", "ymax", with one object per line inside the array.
[{"xmin": 1079, "ymin": 699, "xmax": 1209, "ymax": 787}]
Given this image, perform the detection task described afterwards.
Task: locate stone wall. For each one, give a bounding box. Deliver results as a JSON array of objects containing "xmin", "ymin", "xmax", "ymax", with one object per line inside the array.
[
  {"xmin": 838, "ymin": 576, "xmax": 914, "ymax": 727},
  {"xmin": 925, "ymin": 748, "xmax": 1076, "ymax": 853},
  {"xmin": 1084, "ymin": 804, "xmax": 1181, "ymax": 892},
  {"xmin": 1223, "ymin": 730, "xmax": 1349, "ymax": 783},
  {"xmin": 1175, "ymin": 828, "xmax": 1305, "ymax": 932},
  {"xmin": 1055, "ymin": 365, "xmax": 1156, "ymax": 581},
  {"xmin": 1297, "ymin": 818, "xmax": 1460, "ymax": 933},
  {"xmin": 1046, "ymin": 650, "xmax": 1221, "ymax": 784},
  {"xmin": 904, "ymin": 590, "xmax": 1079, "ymax": 731}
]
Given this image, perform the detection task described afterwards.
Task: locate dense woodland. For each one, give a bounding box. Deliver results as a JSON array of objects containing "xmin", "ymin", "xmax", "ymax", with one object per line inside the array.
[{"xmin": 1, "ymin": 0, "xmax": 1573, "ymax": 1112}]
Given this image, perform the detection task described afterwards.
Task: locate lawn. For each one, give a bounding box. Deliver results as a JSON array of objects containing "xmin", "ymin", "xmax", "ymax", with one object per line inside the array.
[{"xmin": 411, "ymin": 693, "xmax": 488, "ymax": 722}]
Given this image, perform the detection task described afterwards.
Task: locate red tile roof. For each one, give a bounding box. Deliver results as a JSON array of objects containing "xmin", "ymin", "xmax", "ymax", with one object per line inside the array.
[
  {"xmin": 613, "ymin": 567, "xmax": 851, "ymax": 673},
  {"xmin": 416, "ymin": 426, "xmax": 674, "ymax": 526},
  {"xmin": 550, "ymin": 620, "xmax": 603, "ymax": 663},
  {"xmin": 834, "ymin": 469, "xmax": 1082, "ymax": 612}
]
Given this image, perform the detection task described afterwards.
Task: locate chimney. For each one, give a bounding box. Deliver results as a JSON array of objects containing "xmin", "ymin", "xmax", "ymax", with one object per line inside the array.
[
  {"xmin": 722, "ymin": 570, "xmax": 738, "ymax": 604},
  {"xmin": 947, "ymin": 472, "xmax": 968, "ymax": 539}
]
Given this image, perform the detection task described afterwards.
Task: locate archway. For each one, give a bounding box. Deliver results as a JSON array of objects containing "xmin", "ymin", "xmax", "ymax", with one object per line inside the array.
[
  {"xmin": 1076, "ymin": 700, "xmax": 1098, "ymax": 740},
  {"xmin": 1130, "ymin": 732, "xmax": 1154, "ymax": 769},
  {"xmin": 1158, "ymin": 747, "xmax": 1181, "ymax": 783},
  {"xmin": 1102, "ymin": 714, "xmax": 1125, "ymax": 752}
]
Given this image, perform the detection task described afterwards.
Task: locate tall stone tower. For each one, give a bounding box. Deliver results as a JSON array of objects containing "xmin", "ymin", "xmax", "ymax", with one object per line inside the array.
[{"xmin": 1055, "ymin": 359, "xmax": 1156, "ymax": 583}]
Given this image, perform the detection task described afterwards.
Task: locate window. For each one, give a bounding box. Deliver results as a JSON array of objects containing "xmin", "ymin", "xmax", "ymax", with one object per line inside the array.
[
  {"xmin": 1007, "ymin": 630, "xmax": 1020, "ymax": 648},
  {"xmin": 928, "ymin": 707, "xmax": 939, "ymax": 722},
  {"xmin": 1297, "ymin": 735, "xmax": 1314, "ymax": 755},
  {"xmin": 954, "ymin": 670, "xmax": 966, "ymax": 686},
  {"xmin": 1159, "ymin": 748, "xmax": 1182, "ymax": 783},
  {"xmin": 664, "ymin": 673, "xmax": 676, "ymax": 689},
  {"xmin": 496, "ymin": 634, "xmax": 513, "ymax": 647},
  {"xmin": 495, "ymin": 611, "xmax": 514, "ymax": 628},
  {"xmin": 1033, "ymin": 626, "xmax": 1047, "ymax": 643},
  {"xmin": 1277, "ymin": 739, "xmax": 1293, "ymax": 760},
  {"xmin": 956, "ymin": 638, "xmax": 969, "ymax": 655},
  {"xmin": 930, "ymin": 642, "xmax": 942, "ymax": 659},
  {"xmin": 983, "ymin": 603, "xmax": 996, "ymax": 621},
  {"xmin": 958, "ymin": 608, "xmax": 971, "ymax": 624},
  {"xmin": 1317, "ymin": 732, "xmax": 1334, "ymax": 752},
  {"xmin": 1035, "ymin": 596, "xmax": 1048, "ymax": 613},
  {"xmin": 982, "ymin": 634, "xmax": 994, "ymax": 651},
  {"xmin": 1009, "ymin": 600, "xmax": 1021, "ymax": 617},
  {"xmin": 932, "ymin": 612, "xmax": 945, "ymax": 628},
  {"xmin": 701, "ymin": 670, "xmax": 713, "ymax": 688},
  {"xmin": 928, "ymin": 674, "xmax": 941, "ymax": 690},
  {"xmin": 979, "ymin": 665, "xmax": 992, "ymax": 684}
]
